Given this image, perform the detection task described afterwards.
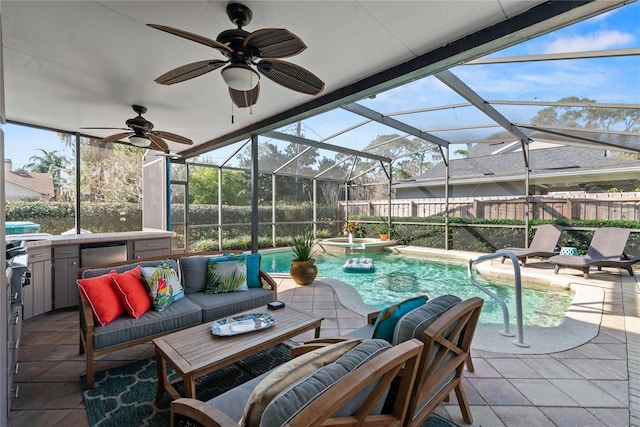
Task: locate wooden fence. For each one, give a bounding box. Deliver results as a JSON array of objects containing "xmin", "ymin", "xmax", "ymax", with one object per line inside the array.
[{"xmin": 339, "ymin": 192, "xmax": 640, "ymax": 221}]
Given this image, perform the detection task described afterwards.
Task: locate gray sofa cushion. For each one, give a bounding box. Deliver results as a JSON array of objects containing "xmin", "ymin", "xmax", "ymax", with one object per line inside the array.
[
  {"xmin": 92, "ymin": 298, "xmax": 202, "ymax": 350},
  {"xmin": 186, "ymin": 288, "xmax": 275, "ymax": 322},
  {"xmin": 179, "ymin": 255, "xmax": 220, "ymax": 294},
  {"xmin": 81, "ymin": 259, "xmax": 179, "ymax": 279},
  {"xmin": 259, "ymin": 339, "xmax": 391, "ymax": 427},
  {"xmin": 392, "ymin": 294, "xmax": 461, "ymax": 345}
]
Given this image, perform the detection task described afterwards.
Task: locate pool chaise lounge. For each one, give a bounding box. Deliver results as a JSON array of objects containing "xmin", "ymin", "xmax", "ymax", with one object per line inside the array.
[
  {"xmin": 549, "ymin": 227, "xmax": 639, "ymax": 279},
  {"xmin": 500, "ymin": 224, "xmax": 563, "ymax": 265}
]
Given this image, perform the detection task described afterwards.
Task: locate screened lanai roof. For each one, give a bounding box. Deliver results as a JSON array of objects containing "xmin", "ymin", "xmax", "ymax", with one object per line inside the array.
[
  {"xmin": 194, "ymin": 3, "xmax": 639, "ymax": 185},
  {"xmin": 3, "ymin": 1, "xmax": 638, "ymax": 184}
]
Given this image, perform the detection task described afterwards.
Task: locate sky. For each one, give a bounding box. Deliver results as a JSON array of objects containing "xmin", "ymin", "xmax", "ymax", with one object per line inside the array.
[{"xmin": 3, "ymin": 2, "xmax": 639, "ymax": 170}]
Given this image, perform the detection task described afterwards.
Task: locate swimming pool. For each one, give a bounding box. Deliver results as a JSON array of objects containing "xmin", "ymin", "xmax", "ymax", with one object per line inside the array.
[{"xmin": 260, "ymin": 250, "xmax": 575, "ymax": 327}]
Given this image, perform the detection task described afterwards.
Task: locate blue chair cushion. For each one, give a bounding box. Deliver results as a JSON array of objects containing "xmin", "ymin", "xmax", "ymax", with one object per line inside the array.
[{"xmin": 372, "ymin": 295, "xmax": 429, "ymax": 342}]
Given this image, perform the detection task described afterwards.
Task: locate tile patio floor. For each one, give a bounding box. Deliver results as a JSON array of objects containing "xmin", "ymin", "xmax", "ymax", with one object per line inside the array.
[{"xmin": 8, "ymin": 256, "xmax": 639, "ymax": 427}]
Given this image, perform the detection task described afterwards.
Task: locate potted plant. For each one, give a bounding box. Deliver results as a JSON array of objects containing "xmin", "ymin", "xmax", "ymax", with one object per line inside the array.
[
  {"xmin": 374, "ymin": 222, "xmax": 391, "ymax": 241},
  {"xmin": 289, "ymin": 229, "xmax": 318, "ymax": 285}
]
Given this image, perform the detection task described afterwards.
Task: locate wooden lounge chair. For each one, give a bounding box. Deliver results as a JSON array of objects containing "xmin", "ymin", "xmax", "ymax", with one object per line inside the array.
[
  {"xmin": 295, "ymin": 296, "xmax": 484, "ymax": 427},
  {"xmin": 500, "ymin": 224, "xmax": 563, "ymax": 265},
  {"xmin": 549, "ymin": 227, "xmax": 639, "ymax": 279},
  {"xmin": 169, "ymin": 339, "xmax": 424, "ymax": 427}
]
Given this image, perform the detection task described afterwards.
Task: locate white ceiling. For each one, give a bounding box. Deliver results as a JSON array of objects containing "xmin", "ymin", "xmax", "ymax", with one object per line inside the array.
[{"xmin": 1, "ymin": 1, "xmax": 626, "ymax": 158}]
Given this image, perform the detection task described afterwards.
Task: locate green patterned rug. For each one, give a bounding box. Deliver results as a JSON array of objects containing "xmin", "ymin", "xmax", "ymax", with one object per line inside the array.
[
  {"xmin": 80, "ymin": 344, "xmax": 291, "ymax": 426},
  {"xmin": 80, "ymin": 344, "xmax": 461, "ymax": 427}
]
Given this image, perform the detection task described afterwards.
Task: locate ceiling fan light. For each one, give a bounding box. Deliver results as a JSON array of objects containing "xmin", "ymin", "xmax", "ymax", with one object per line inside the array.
[
  {"xmin": 221, "ymin": 63, "xmax": 259, "ymax": 91},
  {"xmin": 129, "ymin": 135, "xmax": 151, "ymax": 147}
]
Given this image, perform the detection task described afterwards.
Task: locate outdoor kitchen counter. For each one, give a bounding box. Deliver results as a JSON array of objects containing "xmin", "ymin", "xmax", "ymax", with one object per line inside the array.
[
  {"xmin": 18, "ymin": 229, "xmax": 175, "ymax": 248},
  {"xmin": 15, "ymin": 230, "xmax": 175, "ymax": 319}
]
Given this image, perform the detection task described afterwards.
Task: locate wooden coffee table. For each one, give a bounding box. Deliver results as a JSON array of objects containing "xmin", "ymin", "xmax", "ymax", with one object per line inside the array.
[{"xmin": 153, "ymin": 306, "xmax": 323, "ymax": 400}]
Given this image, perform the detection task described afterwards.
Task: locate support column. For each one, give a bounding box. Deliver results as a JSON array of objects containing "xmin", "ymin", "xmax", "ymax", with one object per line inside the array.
[
  {"xmin": 218, "ymin": 166, "xmax": 223, "ymax": 251},
  {"xmin": 250, "ymin": 135, "xmax": 259, "ymax": 254},
  {"xmin": 445, "ymin": 147, "xmax": 450, "ymax": 250}
]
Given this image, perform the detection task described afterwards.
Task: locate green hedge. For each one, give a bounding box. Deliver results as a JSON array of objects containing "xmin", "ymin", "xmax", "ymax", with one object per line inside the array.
[
  {"xmin": 6, "ymin": 201, "xmax": 639, "ymax": 255},
  {"xmin": 350, "ymin": 216, "xmax": 640, "ymax": 255}
]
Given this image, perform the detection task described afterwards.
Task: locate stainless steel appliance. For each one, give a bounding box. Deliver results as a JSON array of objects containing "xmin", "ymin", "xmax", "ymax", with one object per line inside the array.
[{"xmin": 80, "ymin": 241, "xmax": 128, "ymax": 268}]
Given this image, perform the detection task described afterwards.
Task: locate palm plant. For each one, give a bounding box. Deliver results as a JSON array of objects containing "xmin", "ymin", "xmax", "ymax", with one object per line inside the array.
[{"xmin": 291, "ymin": 228, "xmax": 316, "ymax": 261}]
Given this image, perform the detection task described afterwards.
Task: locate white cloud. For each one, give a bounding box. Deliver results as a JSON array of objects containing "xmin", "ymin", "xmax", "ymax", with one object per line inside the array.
[{"xmin": 543, "ymin": 30, "xmax": 635, "ymax": 54}]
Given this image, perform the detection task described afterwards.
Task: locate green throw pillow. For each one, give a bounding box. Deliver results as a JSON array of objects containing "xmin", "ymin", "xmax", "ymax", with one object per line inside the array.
[
  {"xmin": 223, "ymin": 253, "xmax": 262, "ymax": 288},
  {"xmin": 206, "ymin": 258, "xmax": 248, "ymax": 294},
  {"xmin": 372, "ymin": 295, "xmax": 429, "ymax": 343}
]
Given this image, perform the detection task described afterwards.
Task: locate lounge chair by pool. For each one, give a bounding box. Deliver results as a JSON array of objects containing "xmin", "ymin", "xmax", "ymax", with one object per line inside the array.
[
  {"xmin": 549, "ymin": 227, "xmax": 639, "ymax": 279},
  {"xmin": 500, "ymin": 224, "xmax": 563, "ymax": 265}
]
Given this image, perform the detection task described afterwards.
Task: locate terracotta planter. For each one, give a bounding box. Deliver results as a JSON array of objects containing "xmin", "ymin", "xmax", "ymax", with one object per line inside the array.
[
  {"xmin": 290, "ymin": 259, "xmax": 318, "ymax": 285},
  {"xmin": 379, "ymin": 233, "xmax": 388, "ymax": 241}
]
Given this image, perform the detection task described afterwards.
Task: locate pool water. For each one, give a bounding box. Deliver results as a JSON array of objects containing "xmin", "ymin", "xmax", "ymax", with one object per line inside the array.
[{"xmin": 260, "ymin": 250, "xmax": 574, "ymax": 327}]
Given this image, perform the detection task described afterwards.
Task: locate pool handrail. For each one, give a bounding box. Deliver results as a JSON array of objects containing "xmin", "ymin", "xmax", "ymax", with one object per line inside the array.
[{"xmin": 468, "ymin": 250, "xmax": 529, "ymax": 348}]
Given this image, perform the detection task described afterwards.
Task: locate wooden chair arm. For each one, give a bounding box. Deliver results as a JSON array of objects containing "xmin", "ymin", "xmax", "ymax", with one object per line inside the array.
[
  {"xmin": 170, "ymin": 398, "xmax": 238, "ymax": 427},
  {"xmin": 290, "ymin": 337, "xmax": 353, "ymax": 358},
  {"xmin": 367, "ymin": 311, "xmax": 381, "ymax": 325},
  {"xmin": 259, "ymin": 269, "xmax": 278, "ymax": 298},
  {"xmin": 79, "ymin": 295, "xmax": 95, "ymax": 336}
]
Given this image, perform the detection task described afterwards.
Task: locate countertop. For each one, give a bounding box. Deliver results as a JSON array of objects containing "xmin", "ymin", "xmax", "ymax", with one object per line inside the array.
[{"xmin": 10, "ymin": 229, "xmax": 175, "ymax": 248}]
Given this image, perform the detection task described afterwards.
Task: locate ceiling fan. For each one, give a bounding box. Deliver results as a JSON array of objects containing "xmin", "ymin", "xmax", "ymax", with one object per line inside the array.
[
  {"xmin": 148, "ymin": 2, "xmax": 325, "ymax": 108},
  {"xmin": 81, "ymin": 105, "xmax": 193, "ymax": 151}
]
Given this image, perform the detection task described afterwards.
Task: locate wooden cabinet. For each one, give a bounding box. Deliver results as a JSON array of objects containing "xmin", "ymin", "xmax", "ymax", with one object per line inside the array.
[
  {"xmin": 7, "ymin": 302, "xmax": 21, "ymax": 407},
  {"xmin": 24, "ymin": 247, "xmax": 52, "ymax": 320},
  {"xmin": 130, "ymin": 238, "xmax": 171, "ymax": 260},
  {"xmin": 53, "ymin": 245, "xmax": 79, "ymax": 309}
]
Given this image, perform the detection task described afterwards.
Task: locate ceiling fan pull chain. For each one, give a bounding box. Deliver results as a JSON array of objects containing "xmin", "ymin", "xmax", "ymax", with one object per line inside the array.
[{"xmin": 231, "ymin": 101, "xmax": 235, "ymax": 124}]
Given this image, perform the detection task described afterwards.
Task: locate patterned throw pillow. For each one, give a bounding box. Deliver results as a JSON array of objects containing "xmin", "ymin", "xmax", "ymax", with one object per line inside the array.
[
  {"xmin": 224, "ymin": 253, "xmax": 262, "ymax": 288},
  {"xmin": 206, "ymin": 258, "xmax": 248, "ymax": 294},
  {"xmin": 141, "ymin": 261, "xmax": 184, "ymax": 312}
]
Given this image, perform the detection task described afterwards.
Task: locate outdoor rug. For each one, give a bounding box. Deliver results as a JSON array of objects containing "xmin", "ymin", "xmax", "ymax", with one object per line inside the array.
[
  {"xmin": 80, "ymin": 344, "xmax": 291, "ymax": 427},
  {"xmin": 80, "ymin": 344, "xmax": 462, "ymax": 427}
]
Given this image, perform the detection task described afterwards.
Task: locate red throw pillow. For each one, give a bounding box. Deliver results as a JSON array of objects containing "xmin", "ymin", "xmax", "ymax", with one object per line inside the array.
[
  {"xmin": 111, "ymin": 266, "xmax": 152, "ymax": 318},
  {"xmin": 77, "ymin": 274, "xmax": 125, "ymax": 326}
]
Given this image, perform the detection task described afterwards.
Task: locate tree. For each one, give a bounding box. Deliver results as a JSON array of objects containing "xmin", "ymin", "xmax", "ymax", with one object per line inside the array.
[
  {"xmin": 454, "ymin": 143, "xmax": 473, "ymax": 158},
  {"xmin": 79, "ymin": 142, "xmax": 143, "ymax": 203},
  {"xmin": 24, "ymin": 148, "xmax": 70, "ymax": 198},
  {"xmin": 533, "ymin": 96, "xmax": 639, "ymax": 159}
]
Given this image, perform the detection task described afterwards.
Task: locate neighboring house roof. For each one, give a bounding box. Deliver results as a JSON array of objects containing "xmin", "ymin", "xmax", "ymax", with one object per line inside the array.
[
  {"xmin": 394, "ymin": 142, "xmax": 640, "ymax": 188},
  {"xmin": 5, "ymin": 170, "xmax": 54, "ymax": 199}
]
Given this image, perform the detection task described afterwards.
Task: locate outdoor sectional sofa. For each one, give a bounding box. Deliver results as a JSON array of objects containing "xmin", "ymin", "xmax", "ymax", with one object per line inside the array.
[{"xmin": 78, "ymin": 251, "xmax": 277, "ymax": 388}]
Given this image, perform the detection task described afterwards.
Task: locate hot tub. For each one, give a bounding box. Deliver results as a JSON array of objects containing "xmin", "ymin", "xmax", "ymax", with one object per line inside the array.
[{"xmin": 315, "ymin": 237, "xmax": 397, "ymax": 254}]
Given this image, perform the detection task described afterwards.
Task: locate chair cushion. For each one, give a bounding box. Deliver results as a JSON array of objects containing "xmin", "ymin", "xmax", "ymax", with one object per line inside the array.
[
  {"xmin": 77, "ymin": 274, "xmax": 125, "ymax": 326},
  {"xmin": 372, "ymin": 295, "xmax": 429, "ymax": 342},
  {"xmin": 92, "ymin": 297, "xmax": 202, "ymax": 350},
  {"xmin": 206, "ymin": 258, "xmax": 248, "ymax": 294},
  {"xmin": 179, "ymin": 255, "xmax": 220, "ymax": 294},
  {"xmin": 259, "ymin": 339, "xmax": 391, "ymax": 427},
  {"xmin": 141, "ymin": 261, "xmax": 184, "ymax": 312},
  {"xmin": 185, "ymin": 288, "xmax": 275, "ymax": 322},
  {"xmin": 241, "ymin": 339, "xmax": 362, "ymax": 426},
  {"xmin": 110, "ymin": 266, "xmax": 152, "ymax": 318},
  {"xmin": 392, "ymin": 294, "xmax": 462, "ymax": 345}
]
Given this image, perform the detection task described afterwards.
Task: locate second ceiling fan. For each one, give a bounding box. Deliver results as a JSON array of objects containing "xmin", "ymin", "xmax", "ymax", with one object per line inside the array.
[{"xmin": 148, "ymin": 2, "xmax": 325, "ymax": 108}]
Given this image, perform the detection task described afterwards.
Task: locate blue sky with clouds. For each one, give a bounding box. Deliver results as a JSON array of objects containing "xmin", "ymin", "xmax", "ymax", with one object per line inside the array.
[{"xmin": 5, "ymin": 2, "xmax": 639, "ymax": 169}]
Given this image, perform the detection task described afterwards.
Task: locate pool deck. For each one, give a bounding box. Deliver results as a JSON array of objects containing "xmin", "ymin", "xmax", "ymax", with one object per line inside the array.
[{"xmin": 8, "ymin": 247, "xmax": 640, "ymax": 427}]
